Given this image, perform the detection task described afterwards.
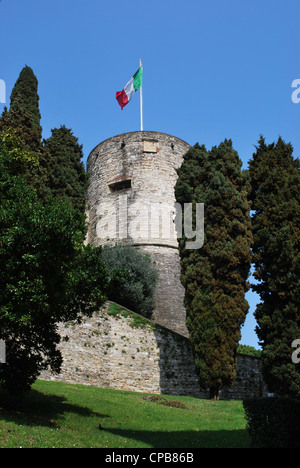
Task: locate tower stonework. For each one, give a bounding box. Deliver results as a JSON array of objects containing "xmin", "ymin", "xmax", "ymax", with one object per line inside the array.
[{"xmin": 86, "ymin": 131, "xmax": 191, "ymax": 337}]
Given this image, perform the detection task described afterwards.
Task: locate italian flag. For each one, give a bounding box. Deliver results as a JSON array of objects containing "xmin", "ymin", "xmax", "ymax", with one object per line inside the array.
[{"xmin": 116, "ymin": 66, "xmax": 143, "ymax": 110}]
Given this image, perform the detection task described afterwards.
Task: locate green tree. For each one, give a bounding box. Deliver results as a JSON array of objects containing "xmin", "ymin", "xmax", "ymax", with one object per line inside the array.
[
  {"xmin": 0, "ymin": 66, "xmax": 42, "ymax": 151},
  {"xmin": 0, "ymin": 66, "xmax": 50, "ymax": 200},
  {"xmin": 43, "ymin": 126, "xmax": 88, "ymax": 213},
  {"xmin": 10, "ymin": 66, "xmax": 42, "ymax": 136},
  {"xmin": 249, "ymin": 136, "xmax": 300, "ymax": 398},
  {"xmin": 0, "ymin": 130, "xmax": 108, "ymax": 394},
  {"xmin": 175, "ymin": 140, "xmax": 252, "ymax": 400},
  {"xmin": 101, "ymin": 244, "xmax": 158, "ymax": 319}
]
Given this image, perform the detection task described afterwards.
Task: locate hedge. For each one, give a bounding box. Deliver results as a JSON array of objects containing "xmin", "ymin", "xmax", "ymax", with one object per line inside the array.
[{"xmin": 243, "ymin": 397, "xmax": 300, "ymax": 448}]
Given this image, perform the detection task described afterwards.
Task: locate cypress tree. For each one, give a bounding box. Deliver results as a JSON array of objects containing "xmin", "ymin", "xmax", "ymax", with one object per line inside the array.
[
  {"xmin": 1, "ymin": 66, "xmax": 42, "ymax": 151},
  {"xmin": 0, "ymin": 66, "xmax": 50, "ymax": 200},
  {"xmin": 10, "ymin": 66, "xmax": 42, "ymax": 133},
  {"xmin": 43, "ymin": 126, "xmax": 88, "ymax": 213},
  {"xmin": 175, "ymin": 140, "xmax": 252, "ymax": 400},
  {"xmin": 249, "ymin": 136, "xmax": 300, "ymax": 398}
]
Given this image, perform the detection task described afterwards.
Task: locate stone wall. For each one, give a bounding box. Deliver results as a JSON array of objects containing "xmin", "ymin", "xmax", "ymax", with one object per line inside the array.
[{"xmin": 40, "ymin": 303, "xmax": 268, "ymax": 400}]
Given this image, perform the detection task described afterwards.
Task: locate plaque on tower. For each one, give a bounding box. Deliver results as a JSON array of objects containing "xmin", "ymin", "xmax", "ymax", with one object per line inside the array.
[{"xmin": 143, "ymin": 140, "xmax": 157, "ymax": 153}]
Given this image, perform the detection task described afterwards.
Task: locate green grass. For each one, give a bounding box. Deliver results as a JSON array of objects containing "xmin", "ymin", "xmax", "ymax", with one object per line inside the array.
[
  {"xmin": 107, "ymin": 301, "xmax": 156, "ymax": 330},
  {"xmin": 0, "ymin": 380, "xmax": 250, "ymax": 448}
]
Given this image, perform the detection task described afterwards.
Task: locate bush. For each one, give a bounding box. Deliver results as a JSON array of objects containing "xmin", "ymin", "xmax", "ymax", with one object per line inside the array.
[
  {"xmin": 237, "ymin": 344, "xmax": 262, "ymax": 358},
  {"xmin": 101, "ymin": 244, "xmax": 158, "ymax": 319},
  {"xmin": 243, "ymin": 397, "xmax": 300, "ymax": 448}
]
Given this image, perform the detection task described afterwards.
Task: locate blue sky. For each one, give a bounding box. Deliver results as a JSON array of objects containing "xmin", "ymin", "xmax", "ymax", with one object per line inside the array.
[{"xmin": 1, "ymin": 0, "xmax": 299, "ymax": 349}]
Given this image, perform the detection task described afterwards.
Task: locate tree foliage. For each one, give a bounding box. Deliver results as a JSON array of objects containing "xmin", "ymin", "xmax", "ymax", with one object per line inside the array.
[
  {"xmin": 0, "ymin": 130, "xmax": 108, "ymax": 394},
  {"xmin": 43, "ymin": 126, "xmax": 88, "ymax": 213},
  {"xmin": 0, "ymin": 66, "xmax": 50, "ymax": 200},
  {"xmin": 0, "ymin": 66, "xmax": 42, "ymax": 152},
  {"xmin": 101, "ymin": 244, "xmax": 158, "ymax": 319},
  {"xmin": 237, "ymin": 344, "xmax": 261, "ymax": 358},
  {"xmin": 10, "ymin": 65, "xmax": 42, "ymax": 137},
  {"xmin": 249, "ymin": 136, "xmax": 300, "ymax": 398},
  {"xmin": 0, "ymin": 67, "xmax": 107, "ymax": 394},
  {"xmin": 175, "ymin": 140, "xmax": 252, "ymax": 399}
]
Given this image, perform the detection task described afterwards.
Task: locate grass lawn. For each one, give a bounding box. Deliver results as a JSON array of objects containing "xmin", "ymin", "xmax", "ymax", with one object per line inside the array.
[{"xmin": 0, "ymin": 379, "xmax": 250, "ymax": 448}]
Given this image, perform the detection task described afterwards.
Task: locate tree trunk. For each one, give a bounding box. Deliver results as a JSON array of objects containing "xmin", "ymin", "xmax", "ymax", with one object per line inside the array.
[{"xmin": 210, "ymin": 387, "xmax": 220, "ymax": 401}]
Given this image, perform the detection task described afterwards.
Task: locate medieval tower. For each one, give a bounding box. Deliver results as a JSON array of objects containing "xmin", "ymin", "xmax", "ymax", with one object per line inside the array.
[{"xmin": 86, "ymin": 131, "xmax": 191, "ymax": 337}]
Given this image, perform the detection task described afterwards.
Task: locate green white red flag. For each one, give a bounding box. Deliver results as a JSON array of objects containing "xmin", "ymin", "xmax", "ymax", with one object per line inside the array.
[{"xmin": 116, "ymin": 66, "xmax": 143, "ymax": 110}]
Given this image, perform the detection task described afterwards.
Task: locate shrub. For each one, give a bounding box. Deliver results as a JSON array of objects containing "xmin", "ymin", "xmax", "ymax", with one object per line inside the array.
[
  {"xmin": 243, "ymin": 397, "xmax": 300, "ymax": 448},
  {"xmin": 237, "ymin": 344, "xmax": 262, "ymax": 358},
  {"xmin": 102, "ymin": 244, "xmax": 158, "ymax": 319}
]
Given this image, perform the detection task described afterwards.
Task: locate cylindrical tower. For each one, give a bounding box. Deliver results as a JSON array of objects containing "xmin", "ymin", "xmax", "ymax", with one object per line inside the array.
[{"xmin": 86, "ymin": 131, "xmax": 191, "ymax": 337}]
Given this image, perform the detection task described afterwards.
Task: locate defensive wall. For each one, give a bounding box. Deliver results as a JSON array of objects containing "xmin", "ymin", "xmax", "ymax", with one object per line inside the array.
[{"xmin": 40, "ymin": 303, "xmax": 268, "ymax": 400}]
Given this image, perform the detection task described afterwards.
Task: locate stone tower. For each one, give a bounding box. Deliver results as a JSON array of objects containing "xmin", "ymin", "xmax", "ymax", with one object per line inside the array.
[{"xmin": 86, "ymin": 131, "xmax": 191, "ymax": 337}]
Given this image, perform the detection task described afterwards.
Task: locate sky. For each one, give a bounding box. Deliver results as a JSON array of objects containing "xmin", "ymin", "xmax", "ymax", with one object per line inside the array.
[{"xmin": 1, "ymin": 0, "xmax": 299, "ymax": 349}]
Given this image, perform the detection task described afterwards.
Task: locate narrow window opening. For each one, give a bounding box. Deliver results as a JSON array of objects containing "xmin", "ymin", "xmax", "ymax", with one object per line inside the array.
[{"xmin": 109, "ymin": 179, "xmax": 132, "ymax": 193}]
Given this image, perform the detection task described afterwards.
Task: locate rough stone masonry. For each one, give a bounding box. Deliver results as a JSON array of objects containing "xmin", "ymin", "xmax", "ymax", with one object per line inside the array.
[{"xmin": 40, "ymin": 303, "xmax": 268, "ymax": 400}]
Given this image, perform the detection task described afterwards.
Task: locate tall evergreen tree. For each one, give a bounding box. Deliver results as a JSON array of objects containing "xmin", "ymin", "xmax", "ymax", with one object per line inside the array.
[
  {"xmin": 249, "ymin": 136, "xmax": 300, "ymax": 398},
  {"xmin": 0, "ymin": 66, "xmax": 50, "ymax": 199},
  {"xmin": 10, "ymin": 66, "xmax": 42, "ymax": 136},
  {"xmin": 43, "ymin": 126, "xmax": 88, "ymax": 213},
  {"xmin": 0, "ymin": 66, "xmax": 42, "ymax": 151},
  {"xmin": 175, "ymin": 140, "xmax": 252, "ymax": 400}
]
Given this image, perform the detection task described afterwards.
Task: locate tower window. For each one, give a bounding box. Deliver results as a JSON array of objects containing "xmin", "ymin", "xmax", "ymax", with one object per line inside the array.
[{"xmin": 109, "ymin": 179, "xmax": 132, "ymax": 193}]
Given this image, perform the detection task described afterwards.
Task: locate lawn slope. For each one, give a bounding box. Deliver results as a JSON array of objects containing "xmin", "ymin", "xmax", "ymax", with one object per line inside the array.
[{"xmin": 0, "ymin": 380, "xmax": 250, "ymax": 448}]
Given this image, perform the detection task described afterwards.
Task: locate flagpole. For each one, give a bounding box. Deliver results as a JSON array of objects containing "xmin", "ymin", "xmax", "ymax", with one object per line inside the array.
[{"xmin": 140, "ymin": 59, "xmax": 143, "ymax": 131}]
